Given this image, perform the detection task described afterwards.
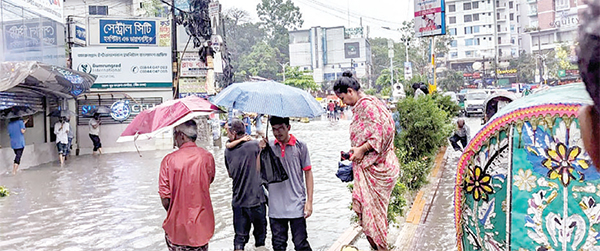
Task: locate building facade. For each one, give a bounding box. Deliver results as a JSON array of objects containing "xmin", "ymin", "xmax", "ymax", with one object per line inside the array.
[{"xmin": 289, "ymin": 26, "xmax": 372, "ymax": 87}]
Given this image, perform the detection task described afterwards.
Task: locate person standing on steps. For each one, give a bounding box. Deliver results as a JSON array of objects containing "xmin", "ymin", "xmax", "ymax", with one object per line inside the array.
[{"xmin": 89, "ymin": 113, "xmax": 102, "ymax": 155}]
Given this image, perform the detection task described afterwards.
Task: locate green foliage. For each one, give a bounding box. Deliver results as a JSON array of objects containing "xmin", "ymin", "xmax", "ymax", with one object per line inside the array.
[
  {"xmin": 438, "ymin": 69, "xmax": 465, "ymax": 92},
  {"xmin": 555, "ymin": 43, "xmax": 578, "ymax": 70},
  {"xmin": 431, "ymin": 93, "xmax": 461, "ymax": 118},
  {"xmin": 224, "ymin": 8, "xmax": 268, "ymax": 82},
  {"xmin": 282, "ymin": 66, "xmax": 319, "ymax": 90},
  {"xmin": 395, "ymin": 96, "xmax": 453, "ymax": 161},
  {"xmin": 403, "ymin": 74, "xmax": 428, "ymax": 97},
  {"xmin": 256, "ymin": 0, "xmax": 303, "ymax": 64},
  {"xmin": 0, "ymin": 186, "xmax": 9, "ymax": 197},
  {"xmin": 380, "ymin": 86, "xmax": 392, "ymax": 97},
  {"xmin": 364, "ymin": 88, "xmax": 378, "ymax": 95},
  {"xmin": 376, "ymin": 68, "xmax": 403, "ymax": 90},
  {"xmin": 238, "ymin": 42, "xmax": 280, "ymax": 80},
  {"xmin": 509, "ymin": 52, "xmax": 536, "ymax": 83},
  {"xmin": 388, "ymin": 182, "xmax": 408, "ymax": 224}
]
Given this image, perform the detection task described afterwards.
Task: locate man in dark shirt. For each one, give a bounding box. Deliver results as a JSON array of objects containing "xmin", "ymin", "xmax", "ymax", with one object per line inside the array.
[{"xmin": 224, "ymin": 119, "xmax": 267, "ymax": 251}]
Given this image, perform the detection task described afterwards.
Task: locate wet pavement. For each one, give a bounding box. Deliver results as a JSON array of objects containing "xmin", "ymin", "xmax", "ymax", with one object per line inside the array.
[
  {"xmin": 0, "ymin": 118, "xmax": 356, "ymax": 251},
  {"xmin": 410, "ymin": 117, "xmax": 484, "ymax": 251}
]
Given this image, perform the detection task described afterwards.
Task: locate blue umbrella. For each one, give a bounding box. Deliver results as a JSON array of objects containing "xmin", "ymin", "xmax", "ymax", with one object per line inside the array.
[{"xmin": 211, "ymin": 81, "xmax": 324, "ymax": 118}]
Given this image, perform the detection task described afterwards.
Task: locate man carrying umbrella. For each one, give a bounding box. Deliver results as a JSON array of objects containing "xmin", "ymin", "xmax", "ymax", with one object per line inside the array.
[
  {"xmin": 158, "ymin": 120, "xmax": 216, "ymax": 250},
  {"xmin": 89, "ymin": 113, "xmax": 102, "ymax": 155},
  {"xmin": 8, "ymin": 117, "xmax": 27, "ymax": 175}
]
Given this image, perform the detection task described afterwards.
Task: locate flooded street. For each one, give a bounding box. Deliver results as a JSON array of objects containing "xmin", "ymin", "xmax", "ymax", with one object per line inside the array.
[
  {"xmin": 410, "ymin": 117, "xmax": 483, "ymax": 251},
  {"xmin": 0, "ymin": 118, "xmax": 355, "ymax": 250}
]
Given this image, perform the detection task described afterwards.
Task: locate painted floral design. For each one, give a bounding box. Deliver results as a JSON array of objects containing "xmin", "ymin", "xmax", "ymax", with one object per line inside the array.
[
  {"xmin": 528, "ymin": 143, "xmax": 589, "ymax": 187},
  {"xmin": 464, "ymin": 165, "xmax": 494, "ymax": 201},
  {"xmin": 514, "ymin": 169, "xmax": 537, "ymax": 192}
]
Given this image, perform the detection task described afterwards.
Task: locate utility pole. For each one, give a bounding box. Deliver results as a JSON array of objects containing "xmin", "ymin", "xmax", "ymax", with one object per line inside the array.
[
  {"xmin": 171, "ymin": 0, "xmax": 179, "ymax": 98},
  {"xmin": 388, "ymin": 39, "xmax": 394, "ymax": 86}
]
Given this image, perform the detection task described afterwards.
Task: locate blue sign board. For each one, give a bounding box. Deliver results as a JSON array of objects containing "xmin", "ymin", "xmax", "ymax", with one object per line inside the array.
[
  {"xmin": 4, "ymin": 21, "xmax": 57, "ymax": 51},
  {"xmin": 75, "ymin": 25, "xmax": 86, "ymax": 42},
  {"xmin": 99, "ymin": 19, "xmax": 156, "ymax": 44}
]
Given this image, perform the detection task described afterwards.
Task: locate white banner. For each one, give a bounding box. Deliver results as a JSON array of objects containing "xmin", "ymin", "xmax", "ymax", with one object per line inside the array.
[
  {"xmin": 8, "ymin": 0, "xmax": 64, "ymax": 23},
  {"xmin": 180, "ymin": 52, "xmax": 208, "ymax": 77},
  {"xmin": 72, "ymin": 47, "xmax": 172, "ymax": 88}
]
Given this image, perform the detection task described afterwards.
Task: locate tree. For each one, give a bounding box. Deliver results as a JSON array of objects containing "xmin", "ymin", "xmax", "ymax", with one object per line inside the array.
[
  {"xmin": 509, "ymin": 52, "xmax": 536, "ymax": 83},
  {"xmin": 438, "ymin": 69, "xmax": 465, "ymax": 92},
  {"xmin": 281, "ymin": 66, "xmax": 319, "ymax": 90},
  {"xmin": 223, "ymin": 8, "xmax": 267, "ymax": 82},
  {"xmin": 376, "ymin": 68, "xmax": 403, "ymax": 90},
  {"xmin": 555, "ymin": 43, "xmax": 577, "ymax": 70},
  {"xmin": 256, "ymin": 0, "xmax": 304, "ymax": 63},
  {"xmin": 238, "ymin": 42, "xmax": 280, "ymax": 80}
]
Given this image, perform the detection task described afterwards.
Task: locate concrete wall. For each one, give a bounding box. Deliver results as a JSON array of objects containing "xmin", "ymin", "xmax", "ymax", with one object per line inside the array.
[{"xmin": 0, "ymin": 142, "xmax": 59, "ymax": 173}]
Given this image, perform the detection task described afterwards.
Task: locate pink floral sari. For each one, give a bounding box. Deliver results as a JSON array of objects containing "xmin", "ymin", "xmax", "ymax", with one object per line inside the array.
[{"xmin": 350, "ymin": 95, "xmax": 400, "ymax": 249}]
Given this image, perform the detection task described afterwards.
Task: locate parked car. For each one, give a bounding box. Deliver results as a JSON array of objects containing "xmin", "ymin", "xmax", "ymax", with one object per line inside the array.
[
  {"xmin": 464, "ymin": 90, "xmax": 488, "ymax": 117},
  {"xmin": 442, "ymin": 91, "xmax": 458, "ymax": 104}
]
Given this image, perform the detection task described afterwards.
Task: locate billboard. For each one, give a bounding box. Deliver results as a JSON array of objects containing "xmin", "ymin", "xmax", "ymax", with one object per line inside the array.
[
  {"xmin": 414, "ymin": 0, "xmax": 446, "ymax": 37},
  {"xmin": 4, "ymin": 20, "xmax": 57, "ymax": 51},
  {"xmin": 344, "ymin": 42, "xmax": 360, "ymax": 58},
  {"xmin": 99, "ymin": 19, "xmax": 156, "ymax": 44},
  {"xmin": 179, "ymin": 52, "xmax": 208, "ymax": 77},
  {"xmin": 72, "ymin": 47, "xmax": 172, "ymax": 89},
  {"xmin": 6, "ymin": 0, "xmax": 64, "ymax": 23}
]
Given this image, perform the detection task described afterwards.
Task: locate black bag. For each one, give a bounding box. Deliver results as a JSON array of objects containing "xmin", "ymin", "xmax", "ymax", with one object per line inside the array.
[
  {"xmin": 336, "ymin": 162, "xmax": 354, "ymax": 182},
  {"xmin": 260, "ymin": 143, "xmax": 289, "ymax": 184}
]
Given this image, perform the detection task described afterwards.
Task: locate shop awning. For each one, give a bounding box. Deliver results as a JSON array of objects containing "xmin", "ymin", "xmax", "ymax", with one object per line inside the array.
[{"xmin": 0, "ymin": 61, "xmax": 96, "ymax": 98}]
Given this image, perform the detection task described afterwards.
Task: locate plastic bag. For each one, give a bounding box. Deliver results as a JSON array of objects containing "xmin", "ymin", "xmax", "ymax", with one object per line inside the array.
[
  {"xmin": 336, "ymin": 162, "xmax": 353, "ymax": 182},
  {"xmin": 260, "ymin": 144, "xmax": 289, "ymax": 184}
]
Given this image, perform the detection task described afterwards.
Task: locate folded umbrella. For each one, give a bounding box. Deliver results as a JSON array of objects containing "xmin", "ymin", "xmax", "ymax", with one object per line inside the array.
[
  {"xmin": 117, "ymin": 96, "xmax": 224, "ymax": 142},
  {"xmin": 211, "ymin": 81, "xmax": 324, "ymax": 118}
]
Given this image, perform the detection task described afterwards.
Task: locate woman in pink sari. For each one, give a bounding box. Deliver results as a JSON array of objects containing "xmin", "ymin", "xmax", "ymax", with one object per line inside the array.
[{"xmin": 334, "ymin": 71, "xmax": 400, "ymax": 250}]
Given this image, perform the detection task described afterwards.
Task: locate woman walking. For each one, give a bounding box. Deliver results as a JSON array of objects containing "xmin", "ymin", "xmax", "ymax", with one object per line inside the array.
[{"xmin": 334, "ymin": 71, "xmax": 400, "ymax": 250}]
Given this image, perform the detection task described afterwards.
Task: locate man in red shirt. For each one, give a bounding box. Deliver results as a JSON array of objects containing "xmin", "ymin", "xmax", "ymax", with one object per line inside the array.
[{"xmin": 159, "ymin": 120, "xmax": 216, "ymax": 250}]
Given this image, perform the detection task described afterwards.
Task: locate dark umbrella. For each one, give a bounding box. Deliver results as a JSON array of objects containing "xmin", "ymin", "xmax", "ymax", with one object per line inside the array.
[
  {"xmin": 0, "ymin": 106, "xmax": 37, "ymax": 119},
  {"xmin": 82, "ymin": 106, "xmax": 111, "ymax": 117}
]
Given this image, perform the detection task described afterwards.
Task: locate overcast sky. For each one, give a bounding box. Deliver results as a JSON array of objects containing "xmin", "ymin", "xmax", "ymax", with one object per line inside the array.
[{"xmin": 219, "ymin": 0, "xmax": 414, "ymax": 41}]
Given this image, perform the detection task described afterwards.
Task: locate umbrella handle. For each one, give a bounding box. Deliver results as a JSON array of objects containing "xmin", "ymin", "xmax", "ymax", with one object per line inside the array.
[{"xmin": 133, "ymin": 133, "xmax": 142, "ymax": 157}]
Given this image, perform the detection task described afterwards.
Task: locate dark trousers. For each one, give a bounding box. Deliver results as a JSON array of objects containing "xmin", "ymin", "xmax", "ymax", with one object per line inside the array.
[
  {"xmin": 233, "ymin": 203, "xmax": 267, "ymax": 250},
  {"xmin": 89, "ymin": 134, "xmax": 102, "ymax": 151},
  {"xmin": 13, "ymin": 148, "xmax": 24, "ymax": 164},
  {"xmin": 450, "ymin": 134, "xmax": 468, "ymax": 151},
  {"xmin": 270, "ymin": 217, "xmax": 311, "ymax": 251}
]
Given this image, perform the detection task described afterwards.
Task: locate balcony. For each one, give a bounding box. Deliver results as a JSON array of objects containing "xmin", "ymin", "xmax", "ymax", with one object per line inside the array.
[
  {"xmin": 528, "ymin": 11, "xmax": 538, "ymax": 16},
  {"xmin": 527, "ymin": 0, "xmax": 536, "ymax": 3}
]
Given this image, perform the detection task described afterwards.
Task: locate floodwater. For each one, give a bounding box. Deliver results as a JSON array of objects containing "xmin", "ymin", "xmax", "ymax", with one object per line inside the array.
[
  {"xmin": 410, "ymin": 117, "xmax": 484, "ymax": 251},
  {"xmin": 0, "ymin": 118, "xmax": 355, "ymax": 250}
]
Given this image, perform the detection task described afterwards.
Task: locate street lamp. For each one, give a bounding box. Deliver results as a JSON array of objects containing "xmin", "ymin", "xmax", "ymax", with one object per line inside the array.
[{"xmin": 278, "ymin": 62, "xmax": 289, "ymax": 82}]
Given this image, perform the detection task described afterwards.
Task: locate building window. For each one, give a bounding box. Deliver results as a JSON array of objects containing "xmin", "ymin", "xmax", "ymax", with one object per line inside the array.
[
  {"xmin": 464, "ymin": 2, "xmax": 472, "ymax": 10},
  {"xmin": 451, "ymin": 40, "xmax": 458, "ymax": 47},
  {"xmin": 465, "ymin": 50, "xmax": 474, "ymax": 57},
  {"xmin": 472, "ymin": 1, "xmax": 479, "ymax": 9},
  {"xmin": 473, "ymin": 25, "xmax": 480, "ymax": 33},
  {"xmin": 449, "ymin": 4, "xmax": 456, "ymax": 12},
  {"xmin": 498, "ymin": 37, "xmax": 502, "ymax": 44},
  {"xmin": 529, "ymin": 4, "xmax": 537, "ymax": 15},
  {"xmin": 451, "ymin": 52, "xmax": 458, "ymax": 58},
  {"xmin": 511, "ymin": 37, "xmax": 515, "ymax": 44},
  {"xmin": 516, "ymin": 4, "xmax": 519, "ymax": 11},
  {"xmin": 449, "ymin": 16, "xmax": 457, "ymax": 24},
  {"xmin": 509, "ymin": 13, "xmax": 514, "ymax": 20},
  {"xmin": 518, "ymin": 38, "xmax": 521, "ymax": 45},
  {"xmin": 473, "ymin": 13, "xmax": 479, "ymax": 21},
  {"xmin": 517, "ymin": 16, "xmax": 520, "ymax": 22},
  {"xmin": 517, "ymin": 27, "xmax": 521, "ymax": 33},
  {"xmin": 511, "ymin": 48, "xmax": 517, "ymax": 56},
  {"xmin": 449, "ymin": 28, "xmax": 457, "ymax": 35},
  {"xmin": 464, "ymin": 15, "xmax": 472, "ymax": 22},
  {"xmin": 556, "ymin": 0, "xmax": 569, "ymax": 10},
  {"xmin": 465, "ymin": 27, "xmax": 472, "ymax": 34},
  {"xmin": 89, "ymin": 6, "xmax": 109, "ymax": 15},
  {"xmin": 465, "ymin": 38, "xmax": 480, "ymax": 46},
  {"xmin": 497, "ymin": 12, "xmax": 500, "ymax": 20},
  {"xmin": 497, "ymin": 25, "xmax": 501, "ymax": 31},
  {"xmin": 509, "ymin": 1, "xmax": 513, "ymax": 8}
]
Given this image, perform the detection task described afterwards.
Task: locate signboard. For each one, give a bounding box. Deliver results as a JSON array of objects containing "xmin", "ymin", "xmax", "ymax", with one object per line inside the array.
[
  {"xmin": 8, "ymin": 0, "xmax": 64, "ymax": 23},
  {"xmin": 70, "ymin": 24, "xmax": 87, "ymax": 45},
  {"xmin": 344, "ymin": 42, "xmax": 360, "ymax": 59},
  {"xmin": 158, "ymin": 20, "xmax": 171, "ymax": 47},
  {"xmin": 72, "ymin": 47, "xmax": 172, "ymax": 88},
  {"xmin": 4, "ymin": 21, "xmax": 57, "ymax": 51},
  {"xmin": 404, "ymin": 62, "xmax": 413, "ymax": 80},
  {"xmin": 180, "ymin": 52, "xmax": 208, "ymax": 77},
  {"xmin": 174, "ymin": 0, "xmax": 190, "ymax": 12},
  {"xmin": 99, "ymin": 19, "xmax": 156, "ymax": 44},
  {"xmin": 209, "ymin": 1, "xmax": 220, "ymax": 18},
  {"xmin": 558, "ymin": 69, "xmax": 566, "ymax": 77},
  {"xmin": 414, "ymin": 0, "xmax": 446, "ymax": 37},
  {"xmin": 78, "ymin": 97, "xmax": 163, "ymax": 124},
  {"xmin": 179, "ymin": 77, "xmax": 207, "ymax": 96},
  {"xmin": 344, "ymin": 27, "xmax": 364, "ymax": 39}
]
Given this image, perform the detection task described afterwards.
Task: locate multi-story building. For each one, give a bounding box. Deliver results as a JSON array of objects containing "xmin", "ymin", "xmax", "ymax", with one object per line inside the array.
[{"xmin": 289, "ymin": 26, "xmax": 372, "ymax": 87}]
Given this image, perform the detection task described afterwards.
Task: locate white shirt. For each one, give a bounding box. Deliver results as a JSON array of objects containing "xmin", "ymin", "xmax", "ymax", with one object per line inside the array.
[
  {"xmin": 89, "ymin": 118, "xmax": 100, "ymax": 135},
  {"xmin": 54, "ymin": 122, "xmax": 70, "ymax": 144}
]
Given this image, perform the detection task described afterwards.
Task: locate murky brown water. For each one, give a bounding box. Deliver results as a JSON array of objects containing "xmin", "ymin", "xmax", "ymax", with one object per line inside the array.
[{"xmin": 0, "ymin": 119, "xmax": 355, "ymax": 250}]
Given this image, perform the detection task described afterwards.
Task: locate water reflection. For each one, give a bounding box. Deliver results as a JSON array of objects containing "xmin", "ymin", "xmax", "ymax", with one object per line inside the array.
[{"xmin": 0, "ymin": 119, "xmax": 355, "ymax": 250}]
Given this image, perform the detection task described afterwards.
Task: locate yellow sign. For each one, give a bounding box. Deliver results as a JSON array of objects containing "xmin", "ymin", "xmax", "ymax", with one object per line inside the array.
[
  {"xmin": 158, "ymin": 19, "xmax": 171, "ymax": 47},
  {"xmin": 496, "ymin": 69, "xmax": 517, "ymax": 74}
]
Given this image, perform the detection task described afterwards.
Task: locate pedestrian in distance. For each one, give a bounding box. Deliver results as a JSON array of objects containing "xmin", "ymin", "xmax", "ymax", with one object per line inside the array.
[
  {"xmin": 254, "ymin": 114, "xmax": 265, "ymax": 138},
  {"xmin": 66, "ymin": 116, "xmax": 74, "ymax": 160},
  {"xmin": 328, "ymin": 100, "xmax": 335, "ymax": 120},
  {"xmin": 334, "ymin": 71, "xmax": 400, "ymax": 250},
  {"xmin": 243, "ymin": 114, "xmax": 252, "ymax": 136},
  {"xmin": 158, "ymin": 120, "xmax": 215, "ymax": 251},
  {"xmin": 89, "ymin": 113, "xmax": 102, "ymax": 155},
  {"xmin": 224, "ymin": 119, "xmax": 267, "ymax": 251},
  {"xmin": 413, "ymin": 83, "xmax": 425, "ymax": 98},
  {"xmin": 8, "ymin": 117, "xmax": 27, "ymax": 175},
  {"xmin": 54, "ymin": 116, "xmax": 70, "ymax": 166},
  {"xmin": 260, "ymin": 116, "xmax": 314, "ymax": 251},
  {"xmin": 449, "ymin": 118, "xmax": 471, "ymax": 152}
]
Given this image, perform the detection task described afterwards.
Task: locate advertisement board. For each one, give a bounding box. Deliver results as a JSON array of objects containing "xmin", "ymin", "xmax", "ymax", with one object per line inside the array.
[
  {"xmin": 72, "ymin": 47, "xmax": 172, "ymax": 89},
  {"xmin": 4, "ymin": 20, "xmax": 57, "ymax": 51},
  {"xmin": 98, "ymin": 19, "xmax": 156, "ymax": 44},
  {"xmin": 180, "ymin": 52, "xmax": 208, "ymax": 77},
  {"xmin": 344, "ymin": 42, "xmax": 360, "ymax": 58},
  {"xmin": 179, "ymin": 77, "xmax": 207, "ymax": 96},
  {"xmin": 158, "ymin": 20, "xmax": 171, "ymax": 47},
  {"xmin": 6, "ymin": 0, "xmax": 64, "ymax": 23},
  {"xmin": 414, "ymin": 0, "xmax": 446, "ymax": 37}
]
